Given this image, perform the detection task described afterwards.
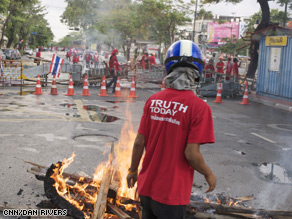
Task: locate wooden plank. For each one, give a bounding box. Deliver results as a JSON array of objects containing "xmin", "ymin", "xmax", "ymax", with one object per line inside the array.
[
  {"xmin": 92, "ymin": 142, "xmax": 115, "ymax": 219},
  {"xmin": 25, "ymin": 161, "xmax": 94, "ymax": 184},
  {"xmin": 107, "ymin": 203, "xmax": 131, "ymax": 219}
]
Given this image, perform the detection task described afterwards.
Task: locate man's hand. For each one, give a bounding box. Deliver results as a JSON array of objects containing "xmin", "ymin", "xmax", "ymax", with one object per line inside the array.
[
  {"xmin": 126, "ymin": 173, "xmax": 138, "ymax": 188},
  {"xmin": 204, "ymin": 172, "xmax": 216, "ymax": 193}
]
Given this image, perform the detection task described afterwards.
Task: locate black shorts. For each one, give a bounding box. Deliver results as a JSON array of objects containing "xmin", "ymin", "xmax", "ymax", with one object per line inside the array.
[{"xmin": 140, "ymin": 195, "xmax": 186, "ymax": 219}]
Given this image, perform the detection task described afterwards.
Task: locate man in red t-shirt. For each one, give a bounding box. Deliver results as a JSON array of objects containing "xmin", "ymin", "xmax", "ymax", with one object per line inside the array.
[
  {"xmin": 215, "ymin": 57, "xmax": 224, "ymax": 81},
  {"xmin": 72, "ymin": 52, "xmax": 79, "ymax": 64},
  {"xmin": 148, "ymin": 53, "xmax": 156, "ymax": 69},
  {"xmin": 93, "ymin": 51, "xmax": 99, "ymax": 69},
  {"xmin": 205, "ymin": 59, "xmax": 215, "ymax": 78},
  {"xmin": 232, "ymin": 58, "xmax": 239, "ymax": 81},
  {"xmin": 127, "ymin": 40, "xmax": 216, "ymax": 219},
  {"xmin": 35, "ymin": 48, "xmax": 41, "ymax": 66},
  {"xmin": 84, "ymin": 51, "xmax": 92, "ymax": 69},
  {"xmin": 225, "ymin": 57, "xmax": 232, "ymax": 80},
  {"xmin": 106, "ymin": 49, "xmax": 120, "ymax": 93}
]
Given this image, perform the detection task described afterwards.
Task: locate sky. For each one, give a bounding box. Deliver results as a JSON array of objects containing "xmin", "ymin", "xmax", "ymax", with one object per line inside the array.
[{"xmin": 40, "ymin": 0, "xmax": 285, "ymax": 42}]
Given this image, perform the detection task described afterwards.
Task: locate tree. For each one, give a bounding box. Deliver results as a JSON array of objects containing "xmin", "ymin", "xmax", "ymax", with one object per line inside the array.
[
  {"xmin": 276, "ymin": 0, "xmax": 292, "ymax": 26},
  {"xmin": 0, "ymin": 0, "xmax": 53, "ymax": 49},
  {"xmin": 202, "ymin": 0, "xmax": 275, "ymax": 78},
  {"xmin": 136, "ymin": 0, "xmax": 192, "ymax": 46}
]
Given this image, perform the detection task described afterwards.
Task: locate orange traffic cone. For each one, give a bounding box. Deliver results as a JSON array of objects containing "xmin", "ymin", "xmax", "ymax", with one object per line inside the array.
[
  {"xmin": 33, "ymin": 74, "xmax": 43, "ymax": 95},
  {"xmin": 81, "ymin": 75, "xmax": 90, "ymax": 96},
  {"xmin": 50, "ymin": 75, "xmax": 58, "ymax": 95},
  {"xmin": 114, "ymin": 77, "xmax": 121, "ymax": 97},
  {"xmin": 213, "ymin": 83, "xmax": 223, "ymax": 103},
  {"xmin": 161, "ymin": 78, "xmax": 166, "ymax": 91},
  {"xmin": 240, "ymin": 82, "xmax": 249, "ymax": 105},
  {"xmin": 65, "ymin": 75, "xmax": 76, "ymax": 96},
  {"xmin": 98, "ymin": 76, "xmax": 108, "ymax": 96},
  {"xmin": 128, "ymin": 77, "xmax": 138, "ymax": 98}
]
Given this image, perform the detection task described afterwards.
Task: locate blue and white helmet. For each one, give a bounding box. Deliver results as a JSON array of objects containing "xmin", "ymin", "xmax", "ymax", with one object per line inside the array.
[{"xmin": 164, "ymin": 40, "xmax": 204, "ymax": 75}]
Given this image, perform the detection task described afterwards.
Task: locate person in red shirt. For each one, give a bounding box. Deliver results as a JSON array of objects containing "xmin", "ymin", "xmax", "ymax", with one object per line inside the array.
[
  {"xmin": 127, "ymin": 40, "xmax": 216, "ymax": 219},
  {"xmin": 141, "ymin": 52, "xmax": 148, "ymax": 69},
  {"xmin": 205, "ymin": 59, "xmax": 215, "ymax": 78},
  {"xmin": 72, "ymin": 51, "xmax": 79, "ymax": 64},
  {"xmin": 66, "ymin": 50, "xmax": 71, "ymax": 61},
  {"xmin": 106, "ymin": 49, "xmax": 120, "ymax": 93},
  {"xmin": 215, "ymin": 57, "xmax": 224, "ymax": 81},
  {"xmin": 93, "ymin": 51, "xmax": 99, "ymax": 69},
  {"xmin": 84, "ymin": 51, "xmax": 92, "ymax": 69},
  {"xmin": 225, "ymin": 57, "xmax": 232, "ymax": 81},
  {"xmin": 148, "ymin": 53, "xmax": 156, "ymax": 69},
  {"xmin": 232, "ymin": 58, "xmax": 239, "ymax": 81},
  {"xmin": 35, "ymin": 48, "xmax": 41, "ymax": 66}
]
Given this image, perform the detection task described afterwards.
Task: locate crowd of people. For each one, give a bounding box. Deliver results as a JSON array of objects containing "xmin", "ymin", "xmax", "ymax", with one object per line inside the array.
[
  {"xmin": 136, "ymin": 52, "xmax": 157, "ymax": 70},
  {"xmin": 204, "ymin": 56, "xmax": 241, "ymax": 82}
]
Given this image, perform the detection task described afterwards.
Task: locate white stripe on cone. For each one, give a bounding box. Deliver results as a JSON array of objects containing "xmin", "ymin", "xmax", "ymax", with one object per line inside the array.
[
  {"xmin": 69, "ymin": 86, "xmax": 74, "ymax": 89},
  {"xmin": 83, "ymin": 86, "xmax": 88, "ymax": 89},
  {"xmin": 52, "ymin": 85, "xmax": 57, "ymax": 88}
]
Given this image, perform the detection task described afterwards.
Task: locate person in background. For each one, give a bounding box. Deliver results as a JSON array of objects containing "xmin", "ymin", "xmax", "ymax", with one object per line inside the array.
[
  {"xmin": 72, "ymin": 51, "xmax": 79, "ymax": 64},
  {"xmin": 127, "ymin": 40, "xmax": 216, "ymax": 219},
  {"xmin": 141, "ymin": 52, "xmax": 148, "ymax": 70},
  {"xmin": 148, "ymin": 53, "xmax": 156, "ymax": 69},
  {"xmin": 66, "ymin": 49, "xmax": 71, "ymax": 61},
  {"xmin": 205, "ymin": 59, "xmax": 215, "ymax": 79},
  {"xmin": 35, "ymin": 47, "xmax": 41, "ymax": 66},
  {"xmin": 84, "ymin": 51, "xmax": 92, "ymax": 69},
  {"xmin": 93, "ymin": 51, "xmax": 99, "ymax": 69},
  {"xmin": 215, "ymin": 57, "xmax": 224, "ymax": 81},
  {"xmin": 106, "ymin": 49, "xmax": 120, "ymax": 94},
  {"xmin": 232, "ymin": 58, "xmax": 239, "ymax": 81},
  {"xmin": 225, "ymin": 57, "xmax": 233, "ymax": 81}
]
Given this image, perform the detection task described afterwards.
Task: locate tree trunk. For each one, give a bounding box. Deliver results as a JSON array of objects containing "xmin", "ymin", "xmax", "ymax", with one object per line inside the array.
[{"xmin": 246, "ymin": 0, "xmax": 270, "ymax": 79}]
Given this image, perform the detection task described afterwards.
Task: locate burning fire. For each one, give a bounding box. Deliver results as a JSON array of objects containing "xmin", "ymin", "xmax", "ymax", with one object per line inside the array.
[{"xmin": 50, "ymin": 102, "xmax": 139, "ymax": 218}]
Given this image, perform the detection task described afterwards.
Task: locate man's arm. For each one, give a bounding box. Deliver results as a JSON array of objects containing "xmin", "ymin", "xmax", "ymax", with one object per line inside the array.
[
  {"xmin": 185, "ymin": 143, "xmax": 216, "ymax": 192},
  {"xmin": 127, "ymin": 133, "xmax": 145, "ymax": 188}
]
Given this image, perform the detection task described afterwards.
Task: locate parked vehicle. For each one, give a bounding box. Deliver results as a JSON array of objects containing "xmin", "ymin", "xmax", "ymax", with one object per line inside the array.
[
  {"xmin": 24, "ymin": 48, "xmax": 33, "ymax": 55},
  {"xmin": 4, "ymin": 49, "xmax": 21, "ymax": 60}
]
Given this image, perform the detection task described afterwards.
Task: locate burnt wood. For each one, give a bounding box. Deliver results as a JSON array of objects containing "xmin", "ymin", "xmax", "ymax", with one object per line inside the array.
[{"xmin": 44, "ymin": 162, "xmax": 85, "ymax": 219}]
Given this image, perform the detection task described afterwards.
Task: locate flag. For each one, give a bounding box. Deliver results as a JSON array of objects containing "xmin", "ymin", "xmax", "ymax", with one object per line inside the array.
[
  {"xmin": 0, "ymin": 62, "xmax": 3, "ymax": 77},
  {"xmin": 49, "ymin": 54, "xmax": 64, "ymax": 78}
]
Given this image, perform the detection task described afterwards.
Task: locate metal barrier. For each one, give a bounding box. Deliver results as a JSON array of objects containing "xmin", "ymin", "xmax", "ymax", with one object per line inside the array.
[{"xmin": 0, "ymin": 60, "xmax": 83, "ymax": 86}]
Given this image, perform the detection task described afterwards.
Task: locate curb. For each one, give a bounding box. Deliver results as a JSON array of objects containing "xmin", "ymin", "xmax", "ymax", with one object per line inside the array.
[{"xmin": 249, "ymin": 96, "xmax": 292, "ymax": 112}]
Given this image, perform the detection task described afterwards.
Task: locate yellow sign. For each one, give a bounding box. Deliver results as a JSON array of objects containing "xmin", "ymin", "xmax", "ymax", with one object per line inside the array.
[
  {"xmin": 91, "ymin": 44, "xmax": 97, "ymax": 50},
  {"xmin": 265, "ymin": 36, "xmax": 287, "ymax": 46}
]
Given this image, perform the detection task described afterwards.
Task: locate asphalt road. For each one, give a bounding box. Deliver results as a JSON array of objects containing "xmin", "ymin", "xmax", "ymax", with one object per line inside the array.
[{"xmin": 0, "ymin": 85, "xmax": 291, "ymax": 217}]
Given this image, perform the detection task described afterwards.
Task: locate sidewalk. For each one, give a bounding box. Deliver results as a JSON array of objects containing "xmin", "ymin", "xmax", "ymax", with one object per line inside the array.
[{"xmin": 249, "ymin": 91, "xmax": 292, "ymax": 112}]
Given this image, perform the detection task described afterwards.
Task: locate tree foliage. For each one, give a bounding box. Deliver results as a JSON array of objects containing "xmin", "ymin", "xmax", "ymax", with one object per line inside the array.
[
  {"xmin": 61, "ymin": 0, "xmax": 192, "ymax": 48},
  {"xmin": 0, "ymin": 0, "xmax": 54, "ymax": 49}
]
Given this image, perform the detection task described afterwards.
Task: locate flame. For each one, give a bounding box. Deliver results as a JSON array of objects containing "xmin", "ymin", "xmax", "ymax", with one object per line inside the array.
[{"xmin": 49, "ymin": 101, "xmax": 140, "ymax": 217}]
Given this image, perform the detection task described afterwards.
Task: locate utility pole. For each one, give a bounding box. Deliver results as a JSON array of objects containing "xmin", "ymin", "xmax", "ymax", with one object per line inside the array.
[{"xmin": 192, "ymin": 0, "xmax": 199, "ymax": 43}]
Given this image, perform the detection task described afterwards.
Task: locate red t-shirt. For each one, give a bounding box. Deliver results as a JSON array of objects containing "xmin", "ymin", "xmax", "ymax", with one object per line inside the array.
[
  {"xmin": 137, "ymin": 88, "xmax": 215, "ymax": 205},
  {"xmin": 149, "ymin": 56, "xmax": 156, "ymax": 65},
  {"xmin": 205, "ymin": 64, "xmax": 214, "ymax": 78},
  {"xmin": 109, "ymin": 55, "xmax": 121, "ymax": 71},
  {"xmin": 36, "ymin": 51, "xmax": 41, "ymax": 58},
  {"xmin": 73, "ymin": 55, "xmax": 79, "ymax": 63},
  {"xmin": 232, "ymin": 62, "xmax": 239, "ymax": 77},
  {"xmin": 216, "ymin": 62, "xmax": 224, "ymax": 73},
  {"xmin": 226, "ymin": 61, "xmax": 232, "ymax": 74}
]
